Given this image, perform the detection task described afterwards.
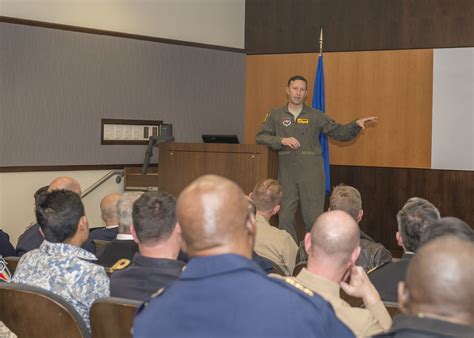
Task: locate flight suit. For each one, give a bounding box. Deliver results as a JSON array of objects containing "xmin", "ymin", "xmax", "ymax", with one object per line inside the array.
[{"xmin": 256, "ymin": 104, "xmax": 361, "ymax": 239}]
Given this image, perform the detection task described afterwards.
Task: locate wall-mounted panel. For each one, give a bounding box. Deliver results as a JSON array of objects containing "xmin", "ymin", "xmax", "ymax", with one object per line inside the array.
[
  {"xmin": 245, "ymin": 50, "xmax": 433, "ymax": 168},
  {"xmin": 0, "ymin": 22, "xmax": 245, "ymax": 167},
  {"xmin": 432, "ymin": 48, "xmax": 474, "ymax": 171},
  {"xmin": 245, "ymin": 0, "xmax": 474, "ymax": 54}
]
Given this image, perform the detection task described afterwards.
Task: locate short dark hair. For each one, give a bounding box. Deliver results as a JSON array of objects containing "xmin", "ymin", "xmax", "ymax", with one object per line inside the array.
[
  {"xmin": 34, "ymin": 185, "xmax": 49, "ymax": 202},
  {"xmin": 35, "ymin": 190, "xmax": 85, "ymax": 243},
  {"xmin": 132, "ymin": 192, "xmax": 177, "ymax": 244},
  {"xmin": 287, "ymin": 75, "xmax": 308, "ymax": 88},
  {"xmin": 420, "ymin": 217, "xmax": 473, "ymax": 246},
  {"xmin": 397, "ymin": 197, "xmax": 440, "ymax": 252}
]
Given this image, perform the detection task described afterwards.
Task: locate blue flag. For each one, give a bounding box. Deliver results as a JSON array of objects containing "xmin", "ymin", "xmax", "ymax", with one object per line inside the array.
[{"xmin": 312, "ymin": 55, "xmax": 330, "ymax": 195}]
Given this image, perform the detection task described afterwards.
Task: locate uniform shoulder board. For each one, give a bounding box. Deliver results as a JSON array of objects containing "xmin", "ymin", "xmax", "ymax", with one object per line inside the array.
[
  {"xmin": 109, "ymin": 258, "xmax": 131, "ymax": 273},
  {"xmin": 270, "ymin": 274, "xmax": 314, "ymax": 297}
]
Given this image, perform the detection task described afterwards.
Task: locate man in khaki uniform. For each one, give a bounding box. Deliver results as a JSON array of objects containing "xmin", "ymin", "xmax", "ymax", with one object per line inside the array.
[
  {"xmin": 295, "ymin": 210, "xmax": 392, "ymax": 337},
  {"xmin": 256, "ymin": 75, "xmax": 377, "ymax": 240},
  {"xmin": 249, "ymin": 179, "xmax": 298, "ymax": 275}
]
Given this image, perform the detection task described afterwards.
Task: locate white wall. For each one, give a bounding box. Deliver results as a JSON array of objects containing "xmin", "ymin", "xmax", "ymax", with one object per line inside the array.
[
  {"xmin": 432, "ymin": 48, "xmax": 474, "ymax": 170},
  {"xmin": 0, "ymin": 0, "xmax": 245, "ymax": 48},
  {"xmin": 0, "ymin": 170, "xmax": 124, "ymax": 246}
]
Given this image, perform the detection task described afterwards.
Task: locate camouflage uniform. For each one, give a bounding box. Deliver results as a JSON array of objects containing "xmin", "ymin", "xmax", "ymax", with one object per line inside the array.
[
  {"xmin": 256, "ymin": 104, "xmax": 361, "ymax": 240},
  {"xmin": 12, "ymin": 241, "xmax": 109, "ymax": 330}
]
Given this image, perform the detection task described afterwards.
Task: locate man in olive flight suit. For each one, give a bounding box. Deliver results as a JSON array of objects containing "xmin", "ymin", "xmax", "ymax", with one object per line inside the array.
[{"xmin": 256, "ymin": 75, "xmax": 377, "ymax": 241}]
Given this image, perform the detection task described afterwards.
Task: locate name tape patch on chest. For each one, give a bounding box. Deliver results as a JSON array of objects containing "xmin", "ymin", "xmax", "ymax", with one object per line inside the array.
[
  {"xmin": 282, "ymin": 118, "xmax": 292, "ymax": 127},
  {"xmin": 296, "ymin": 118, "xmax": 309, "ymax": 124}
]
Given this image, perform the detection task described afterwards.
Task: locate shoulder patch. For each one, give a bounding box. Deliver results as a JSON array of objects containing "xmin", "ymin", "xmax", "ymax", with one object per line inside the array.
[
  {"xmin": 282, "ymin": 277, "xmax": 315, "ymax": 296},
  {"xmin": 109, "ymin": 258, "xmax": 131, "ymax": 272},
  {"xmin": 270, "ymin": 274, "xmax": 314, "ymax": 297}
]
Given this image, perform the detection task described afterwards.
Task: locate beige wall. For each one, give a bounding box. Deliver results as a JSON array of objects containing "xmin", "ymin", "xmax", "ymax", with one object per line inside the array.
[
  {"xmin": 0, "ymin": 0, "xmax": 245, "ymax": 48},
  {"xmin": 0, "ymin": 170, "xmax": 124, "ymax": 246}
]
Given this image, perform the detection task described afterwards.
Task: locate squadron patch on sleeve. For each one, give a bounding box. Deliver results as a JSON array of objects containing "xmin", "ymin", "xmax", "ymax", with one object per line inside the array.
[{"xmin": 108, "ymin": 258, "xmax": 131, "ymax": 273}]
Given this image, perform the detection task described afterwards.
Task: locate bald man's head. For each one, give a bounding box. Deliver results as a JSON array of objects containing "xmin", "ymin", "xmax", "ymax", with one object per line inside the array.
[
  {"xmin": 308, "ymin": 211, "xmax": 360, "ymax": 265},
  {"xmin": 400, "ymin": 236, "xmax": 474, "ymax": 325},
  {"xmin": 100, "ymin": 193, "xmax": 121, "ymax": 226},
  {"xmin": 177, "ymin": 175, "xmax": 254, "ymax": 257},
  {"xmin": 48, "ymin": 177, "xmax": 81, "ymax": 195}
]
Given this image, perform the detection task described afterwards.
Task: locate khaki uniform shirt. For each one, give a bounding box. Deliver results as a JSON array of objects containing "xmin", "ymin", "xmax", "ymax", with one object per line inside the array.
[
  {"xmin": 254, "ymin": 214, "xmax": 298, "ymax": 275},
  {"xmin": 295, "ymin": 268, "xmax": 392, "ymax": 337}
]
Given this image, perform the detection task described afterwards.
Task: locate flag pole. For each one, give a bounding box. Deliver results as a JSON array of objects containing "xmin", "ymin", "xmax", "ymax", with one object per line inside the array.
[{"xmin": 319, "ymin": 28, "xmax": 323, "ymax": 56}]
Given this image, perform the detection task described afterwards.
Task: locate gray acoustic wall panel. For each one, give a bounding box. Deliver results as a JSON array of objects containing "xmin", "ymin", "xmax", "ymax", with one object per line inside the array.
[{"xmin": 0, "ymin": 23, "xmax": 245, "ymax": 166}]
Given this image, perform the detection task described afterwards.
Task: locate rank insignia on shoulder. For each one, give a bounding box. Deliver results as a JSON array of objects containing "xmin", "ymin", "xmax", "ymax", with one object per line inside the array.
[
  {"xmin": 296, "ymin": 118, "xmax": 309, "ymax": 124},
  {"xmin": 282, "ymin": 118, "xmax": 292, "ymax": 127},
  {"xmin": 109, "ymin": 258, "xmax": 131, "ymax": 273},
  {"xmin": 262, "ymin": 113, "xmax": 269, "ymax": 123},
  {"xmin": 283, "ymin": 277, "xmax": 314, "ymax": 296}
]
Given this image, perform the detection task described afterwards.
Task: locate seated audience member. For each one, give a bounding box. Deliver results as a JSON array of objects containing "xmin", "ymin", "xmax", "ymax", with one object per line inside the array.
[
  {"xmin": 16, "ymin": 178, "xmax": 96, "ymax": 256},
  {"xmin": 0, "ymin": 322, "xmax": 16, "ymax": 338},
  {"xmin": 133, "ymin": 175, "xmax": 353, "ymax": 338},
  {"xmin": 374, "ymin": 236, "xmax": 474, "ymax": 338},
  {"xmin": 0, "ymin": 256, "xmax": 12, "ymax": 282},
  {"xmin": 249, "ymin": 179, "xmax": 297, "ymax": 275},
  {"xmin": 369, "ymin": 197, "xmax": 440, "ymax": 302},
  {"xmin": 96, "ymin": 192, "xmax": 142, "ymax": 269},
  {"xmin": 0, "ymin": 229, "xmax": 15, "ymax": 257},
  {"xmin": 293, "ymin": 210, "xmax": 391, "ymax": 337},
  {"xmin": 89, "ymin": 193, "xmax": 121, "ymax": 242},
  {"xmin": 13, "ymin": 190, "xmax": 109, "ymax": 330},
  {"xmin": 419, "ymin": 217, "xmax": 473, "ymax": 246},
  {"xmin": 110, "ymin": 192, "xmax": 185, "ymax": 301},
  {"xmin": 329, "ymin": 185, "xmax": 392, "ymax": 271}
]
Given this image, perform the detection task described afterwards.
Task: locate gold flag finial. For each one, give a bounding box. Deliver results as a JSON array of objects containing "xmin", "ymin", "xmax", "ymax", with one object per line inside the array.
[{"xmin": 319, "ymin": 28, "xmax": 324, "ymax": 55}]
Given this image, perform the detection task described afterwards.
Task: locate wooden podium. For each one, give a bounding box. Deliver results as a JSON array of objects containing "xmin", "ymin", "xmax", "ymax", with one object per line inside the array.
[{"xmin": 158, "ymin": 143, "xmax": 278, "ymax": 196}]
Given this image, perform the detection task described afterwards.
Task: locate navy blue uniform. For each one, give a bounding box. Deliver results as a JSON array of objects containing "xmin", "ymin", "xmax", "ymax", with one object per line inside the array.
[
  {"xmin": 89, "ymin": 227, "xmax": 119, "ymax": 242},
  {"xmin": 95, "ymin": 239, "xmax": 137, "ymax": 268},
  {"xmin": 133, "ymin": 254, "xmax": 353, "ymax": 338},
  {"xmin": 110, "ymin": 253, "xmax": 184, "ymax": 301},
  {"xmin": 0, "ymin": 230, "xmax": 15, "ymax": 257},
  {"xmin": 16, "ymin": 223, "xmax": 96, "ymax": 256}
]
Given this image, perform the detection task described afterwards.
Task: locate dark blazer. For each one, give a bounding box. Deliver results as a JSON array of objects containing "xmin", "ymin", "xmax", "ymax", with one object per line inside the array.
[
  {"xmin": 0, "ymin": 230, "xmax": 15, "ymax": 257},
  {"xmin": 15, "ymin": 223, "xmax": 96, "ymax": 257},
  {"xmin": 374, "ymin": 315, "xmax": 474, "ymax": 338},
  {"xmin": 89, "ymin": 227, "xmax": 119, "ymax": 242},
  {"xmin": 95, "ymin": 239, "xmax": 138, "ymax": 268},
  {"xmin": 110, "ymin": 253, "xmax": 185, "ymax": 301},
  {"xmin": 368, "ymin": 252, "xmax": 414, "ymax": 302}
]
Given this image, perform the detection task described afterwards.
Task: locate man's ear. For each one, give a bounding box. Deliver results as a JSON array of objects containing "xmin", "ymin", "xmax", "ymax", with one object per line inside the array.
[
  {"xmin": 177, "ymin": 222, "xmax": 188, "ymax": 253},
  {"xmin": 351, "ymin": 245, "xmax": 361, "ymax": 265},
  {"xmin": 398, "ymin": 281, "xmax": 410, "ymax": 314},
  {"xmin": 357, "ymin": 209, "xmax": 364, "ymax": 223},
  {"xmin": 271, "ymin": 204, "xmax": 280, "ymax": 216},
  {"xmin": 396, "ymin": 231, "xmax": 404, "ymax": 247},
  {"xmin": 246, "ymin": 213, "xmax": 257, "ymax": 238},
  {"xmin": 130, "ymin": 224, "xmax": 140, "ymax": 244},
  {"xmin": 78, "ymin": 216, "xmax": 89, "ymax": 232},
  {"xmin": 304, "ymin": 232, "xmax": 312, "ymax": 255},
  {"xmin": 248, "ymin": 192, "xmax": 253, "ymax": 199}
]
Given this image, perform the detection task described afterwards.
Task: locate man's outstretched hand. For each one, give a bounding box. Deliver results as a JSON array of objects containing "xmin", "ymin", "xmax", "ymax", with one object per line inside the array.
[{"xmin": 356, "ymin": 117, "xmax": 378, "ymax": 129}]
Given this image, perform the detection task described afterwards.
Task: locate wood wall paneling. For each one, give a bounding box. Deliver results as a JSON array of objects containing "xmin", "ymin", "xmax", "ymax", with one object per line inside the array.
[
  {"xmin": 245, "ymin": 0, "xmax": 474, "ymax": 54},
  {"xmin": 245, "ymin": 50, "xmax": 433, "ymax": 168},
  {"xmin": 328, "ymin": 165, "xmax": 474, "ymax": 254}
]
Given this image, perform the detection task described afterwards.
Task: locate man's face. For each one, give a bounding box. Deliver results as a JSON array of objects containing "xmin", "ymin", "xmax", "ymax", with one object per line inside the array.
[{"xmin": 286, "ymin": 79, "xmax": 307, "ymax": 106}]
